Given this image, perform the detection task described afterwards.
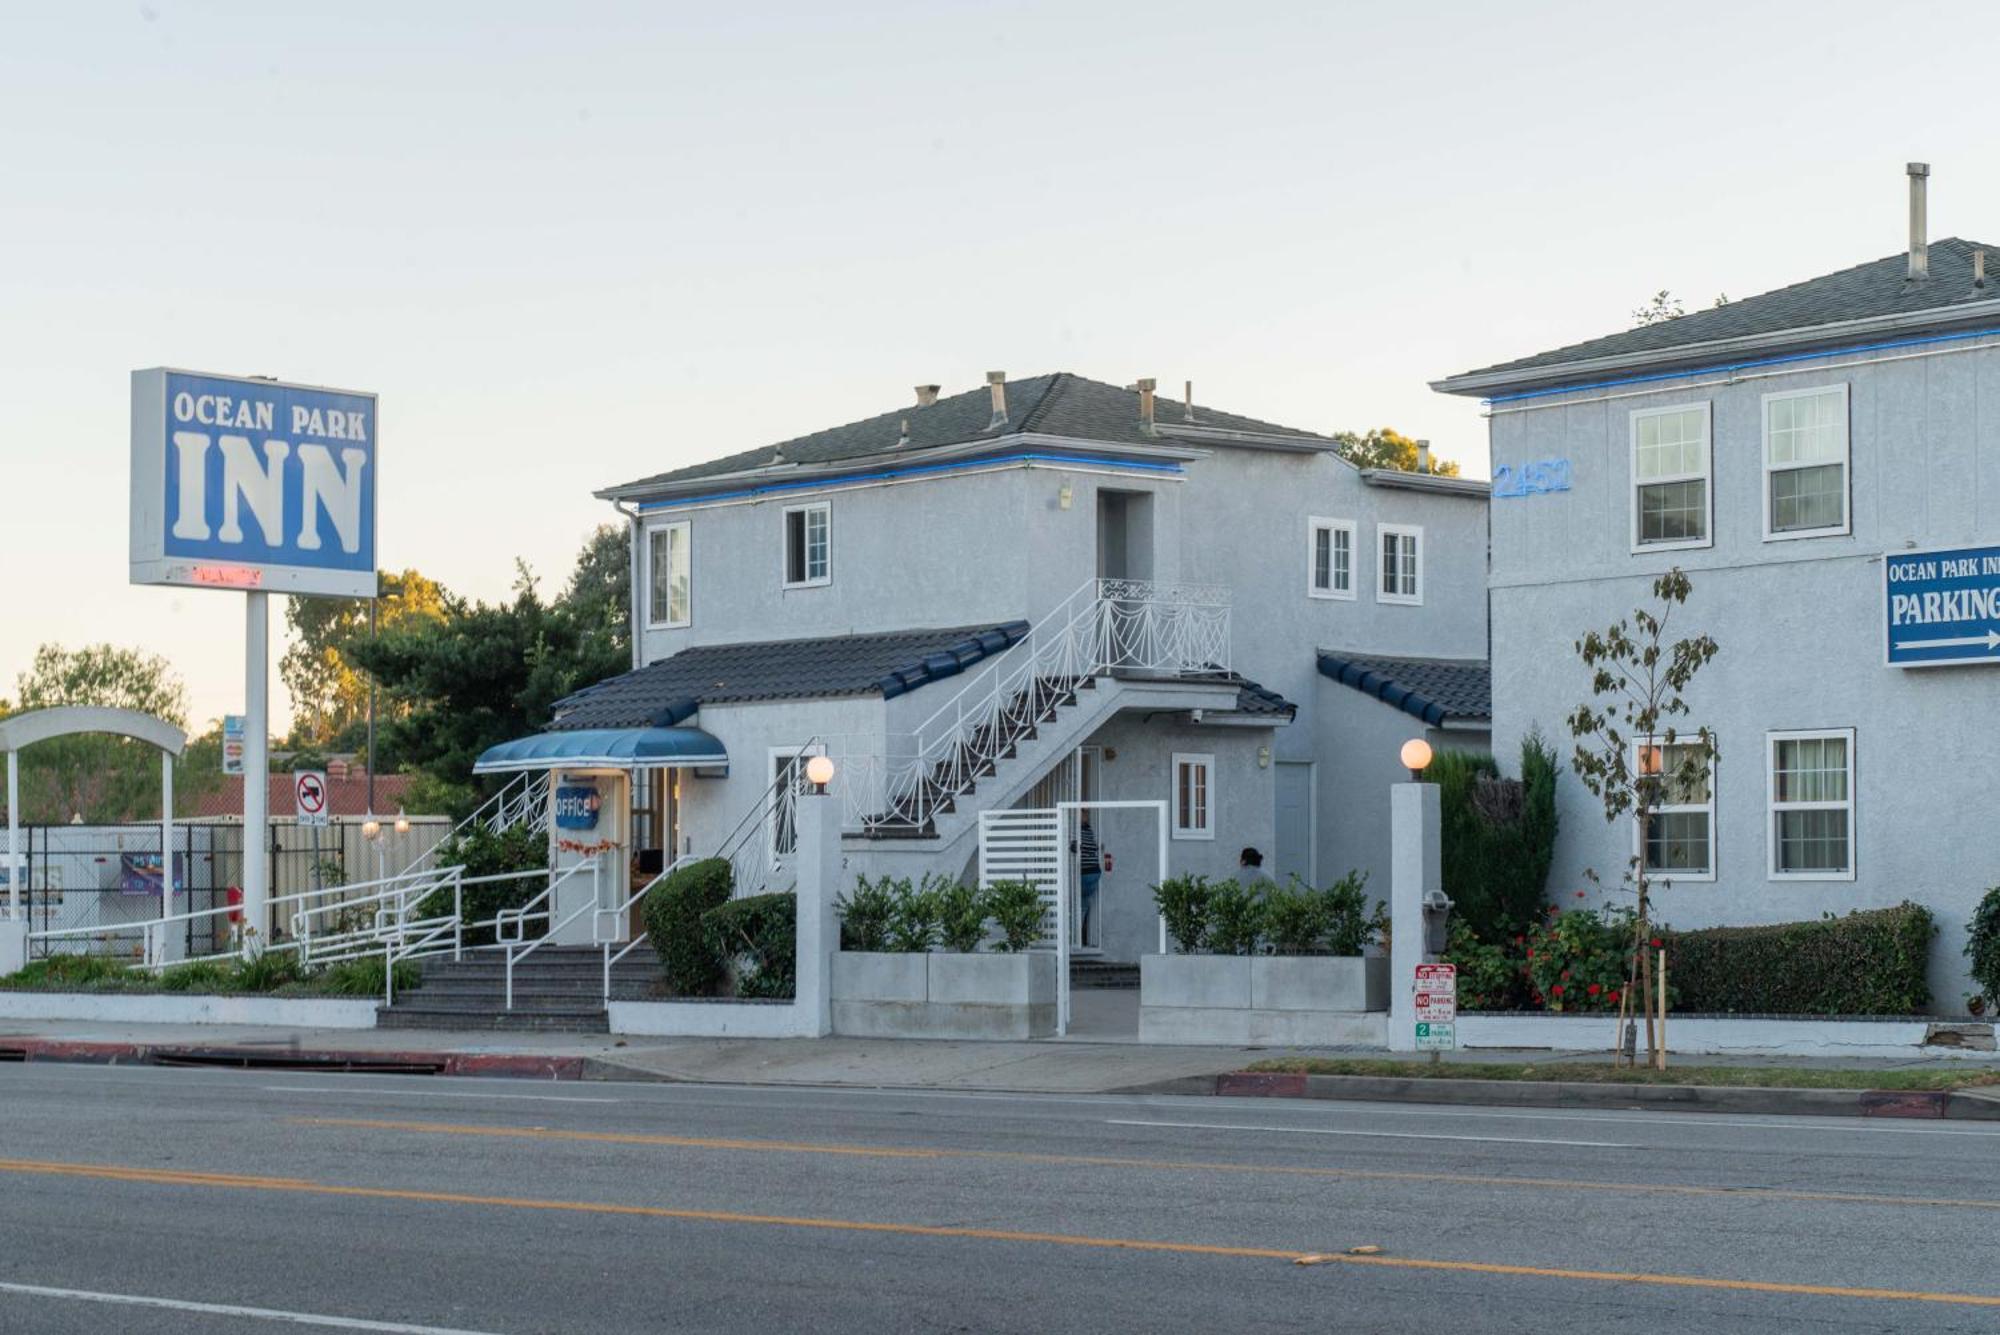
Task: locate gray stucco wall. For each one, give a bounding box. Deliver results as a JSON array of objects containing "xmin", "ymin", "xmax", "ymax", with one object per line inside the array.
[{"xmin": 1484, "ymin": 338, "xmax": 2000, "ymax": 1011}]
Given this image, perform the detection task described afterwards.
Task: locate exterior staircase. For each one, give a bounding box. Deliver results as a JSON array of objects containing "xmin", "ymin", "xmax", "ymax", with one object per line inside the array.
[{"xmin": 376, "ymin": 942, "xmax": 660, "ymax": 1033}]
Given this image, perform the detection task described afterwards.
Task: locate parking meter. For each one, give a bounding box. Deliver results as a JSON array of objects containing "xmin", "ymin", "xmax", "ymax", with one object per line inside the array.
[{"xmin": 1421, "ymin": 888, "xmax": 1452, "ymax": 957}]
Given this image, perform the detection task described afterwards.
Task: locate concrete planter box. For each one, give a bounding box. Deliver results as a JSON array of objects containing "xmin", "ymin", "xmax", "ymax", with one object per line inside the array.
[
  {"xmin": 832, "ymin": 950, "xmax": 1057, "ymax": 1040},
  {"xmin": 1139, "ymin": 954, "xmax": 1388, "ymax": 1046}
]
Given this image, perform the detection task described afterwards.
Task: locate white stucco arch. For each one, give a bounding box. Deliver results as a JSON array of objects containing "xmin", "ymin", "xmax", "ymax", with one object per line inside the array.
[{"xmin": 2, "ymin": 707, "xmax": 189, "ymax": 947}]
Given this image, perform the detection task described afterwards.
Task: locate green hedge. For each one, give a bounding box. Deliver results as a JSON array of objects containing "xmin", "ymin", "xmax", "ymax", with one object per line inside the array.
[
  {"xmin": 1665, "ymin": 904, "xmax": 1935, "ymax": 1016},
  {"xmin": 643, "ymin": 857, "xmax": 732, "ymax": 995},
  {"xmin": 703, "ymin": 892, "xmax": 796, "ymax": 999},
  {"xmin": 1435, "ymin": 734, "xmax": 1559, "ymax": 943}
]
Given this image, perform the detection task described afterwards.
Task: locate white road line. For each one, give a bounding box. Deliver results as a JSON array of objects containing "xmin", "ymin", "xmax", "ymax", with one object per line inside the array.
[
  {"xmin": 1105, "ymin": 1118, "xmax": 1635, "ymax": 1148},
  {"xmin": 0, "ymin": 1279, "xmax": 501, "ymax": 1333},
  {"xmin": 260, "ymin": 1085, "xmax": 618, "ymax": 1104}
]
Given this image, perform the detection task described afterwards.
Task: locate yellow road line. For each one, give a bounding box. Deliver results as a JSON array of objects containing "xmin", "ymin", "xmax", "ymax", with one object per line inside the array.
[
  {"xmin": 0, "ymin": 1153, "xmax": 1996, "ymax": 1310},
  {"xmin": 293, "ymin": 1115, "xmax": 2000, "ymax": 1215}
]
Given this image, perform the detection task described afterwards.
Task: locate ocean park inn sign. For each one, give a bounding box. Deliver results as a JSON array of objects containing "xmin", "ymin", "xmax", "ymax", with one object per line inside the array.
[
  {"xmin": 1885, "ymin": 544, "xmax": 2000, "ymax": 668},
  {"xmin": 130, "ymin": 369, "xmax": 377, "ymax": 597}
]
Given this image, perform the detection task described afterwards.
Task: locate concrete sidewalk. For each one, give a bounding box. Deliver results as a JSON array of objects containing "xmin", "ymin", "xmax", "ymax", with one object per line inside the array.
[{"xmin": 5, "ymin": 1017, "xmax": 1997, "ymax": 1095}]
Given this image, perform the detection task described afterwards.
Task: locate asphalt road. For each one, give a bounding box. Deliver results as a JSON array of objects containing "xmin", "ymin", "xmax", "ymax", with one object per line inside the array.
[{"xmin": 2, "ymin": 1064, "xmax": 1998, "ymax": 1333}]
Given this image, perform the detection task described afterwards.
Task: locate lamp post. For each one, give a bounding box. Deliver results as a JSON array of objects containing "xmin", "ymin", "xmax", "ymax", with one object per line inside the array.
[
  {"xmin": 804, "ymin": 754, "xmax": 836, "ymax": 795},
  {"xmin": 1400, "ymin": 737, "xmax": 1433, "ymax": 782},
  {"xmin": 1389, "ymin": 738, "xmax": 1443, "ymax": 1054},
  {"xmin": 361, "ymin": 814, "xmax": 383, "ymax": 884}
]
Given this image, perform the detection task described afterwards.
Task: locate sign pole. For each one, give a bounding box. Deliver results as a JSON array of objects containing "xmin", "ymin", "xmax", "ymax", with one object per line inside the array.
[{"xmin": 243, "ymin": 590, "xmax": 270, "ymax": 950}]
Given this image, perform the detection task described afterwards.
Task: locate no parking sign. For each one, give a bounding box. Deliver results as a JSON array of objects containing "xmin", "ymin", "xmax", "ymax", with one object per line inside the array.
[{"xmin": 294, "ymin": 770, "xmax": 330, "ymax": 828}]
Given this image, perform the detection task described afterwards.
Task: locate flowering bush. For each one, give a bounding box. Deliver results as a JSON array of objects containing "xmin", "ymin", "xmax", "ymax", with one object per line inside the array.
[{"xmin": 1522, "ymin": 905, "xmax": 1644, "ymax": 1013}]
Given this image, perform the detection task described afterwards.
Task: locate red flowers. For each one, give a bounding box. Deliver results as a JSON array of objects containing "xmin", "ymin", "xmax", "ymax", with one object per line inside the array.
[
  {"xmin": 1608, "ymin": 990, "xmax": 1622, "ymax": 1004},
  {"xmin": 1649, "ymin": 938, "xmax": 1663, "ymax": 949},
  {"xmin": 1551, "ymin": 984, "xmax": 1564, "ymax": 997},
  {"xmin": 1587, "ymin": 983, "xmax": 1602, "ymax": 997}
]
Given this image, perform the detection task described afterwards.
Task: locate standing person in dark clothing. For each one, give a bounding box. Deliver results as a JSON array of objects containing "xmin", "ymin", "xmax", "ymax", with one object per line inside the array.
[{"xmin": 1074, "ymin": 817, "xmax": 1104, "ymax": 948}]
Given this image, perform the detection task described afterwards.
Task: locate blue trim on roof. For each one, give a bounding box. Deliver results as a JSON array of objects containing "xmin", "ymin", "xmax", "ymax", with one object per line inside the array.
[
  {"xmin": 1316, "ymin": 653, "xmax": 1448, "ymax": 727},
  {"xmin": 1484, "ymin": 322, "xmax": 2000, "ymax": 406},
  {"xmin": 637, "ymin": 452, "xmax": 1183, "ymax": 512},
  {"xmin": 473, "ymin": 726, "xmax": 728, "ymax": 774}
]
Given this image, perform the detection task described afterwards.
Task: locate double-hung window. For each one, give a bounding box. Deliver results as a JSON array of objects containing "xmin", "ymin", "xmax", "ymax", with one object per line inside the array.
[
  {"xmin": 1635, "ymin": 737, "xmax": 1714, "ymax": 880},
  {"xmin": 1308, "ymin": 518, "xmax": 1356, "ymax": 599},
  {"xmin": 1630, "ymin": 404, "xmax": 1711, "ymax": 550},
  {"xmin": 647, "ymin": 521, "xmax": 691, "ymax": 628},
  {"xmin": 783, "ymin": 502, "xmax": 830, "ymax": 588},
  {"xmin": 1768, "ymin": 729, "xmax": 1855, "ymax": 879},
  {"xmin": 1172, "ymin": 753, "xmax": 1214, "ymax": 840},
  {"xmin": 1376, "ymin": 523, "xmax": 1423, "ymax": 605},
  {"xmin": 1763, "ymin": 386, "xmax": 1850, "ymax": 539}
]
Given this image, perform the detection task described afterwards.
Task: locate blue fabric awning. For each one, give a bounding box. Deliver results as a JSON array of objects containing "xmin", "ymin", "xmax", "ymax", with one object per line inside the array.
[{"xmin": 473, "ymin": 726, "xmax": 729, "ymax": 775}]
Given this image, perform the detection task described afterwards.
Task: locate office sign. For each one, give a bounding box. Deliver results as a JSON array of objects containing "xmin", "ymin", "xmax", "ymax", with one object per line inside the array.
[
  {"xmin": 1885, "ymin": 544, "xmax": 2000, "ymax": 668},
  {"xmin": 130, "ymin": 368, "xmax": 377, "ymax": 597},
  {"xmin": 554, "ymin": 781, "xmax": 604, "ymax": 832}
]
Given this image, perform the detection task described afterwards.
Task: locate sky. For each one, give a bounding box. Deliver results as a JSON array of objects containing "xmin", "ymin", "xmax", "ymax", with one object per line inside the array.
[{"xmin": 3, "ymin": 0, "xmax": 1996, "ymax": 733}]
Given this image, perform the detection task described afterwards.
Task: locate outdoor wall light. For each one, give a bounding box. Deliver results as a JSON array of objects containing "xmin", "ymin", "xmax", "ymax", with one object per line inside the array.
[
  {"xmin": 360, "ymin": 816, "xmax": 381, "ymax": 840},
  {"xmin": 804, "ymin": 755, "xmax": 837, "ymax": 790},
  {"xmin": 1400, "ymin": 738, "xmax": 1433, "ymax": 780},
  {"xmin": 1058, "ymin": 481, "xmax": 1074, "ymax": 510},
  {"xmin": 1257, "ymin": 746, "xmax": 1271, "ymax": 769}
]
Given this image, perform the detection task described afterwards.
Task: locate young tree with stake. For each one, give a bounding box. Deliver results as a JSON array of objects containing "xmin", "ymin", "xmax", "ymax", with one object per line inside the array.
[{"xmin": 1566, "ymin": 568, "xmax": 1718, "ymax": 1069}]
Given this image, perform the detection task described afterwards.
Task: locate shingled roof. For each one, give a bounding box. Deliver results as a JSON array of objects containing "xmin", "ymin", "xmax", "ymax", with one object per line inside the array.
[
  {"xmin": 602, "ymin": 372, "xmax": 1330, "ymax": 498},
  {"xmin": 1316, "ymin": 652, "xmax": 1490, "ymax": 727},
  {"xmin": 549, "ymin": 623, "xmax": 1029, "ymax": 731},
  {"xmin": 1438, "ymin": 237, "xmax": 2000, "ymax": 392}
]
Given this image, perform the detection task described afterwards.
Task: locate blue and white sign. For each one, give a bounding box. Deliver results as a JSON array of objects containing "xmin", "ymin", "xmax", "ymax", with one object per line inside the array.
[
  {"xmin": 1885, "ymin": 544, "xmax": 2000, "ymax": 668},
  {"xmin": 1491, "ymin": 458, "xmax": 1572, "ymax": 499},
  {"xmin": 130, "ymin": 368, "xmax": 377, "ymax": 597},
  {"xmin": 553, "ymin": 782, "xmax": 604, "ymax": 832}
]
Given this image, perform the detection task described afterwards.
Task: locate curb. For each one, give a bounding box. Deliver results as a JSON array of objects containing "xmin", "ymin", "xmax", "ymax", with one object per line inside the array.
[
  {"xmin": 1123, "ymin": 1070, "xmax": 2000, "ymax": 1120},
  {"xmin": 0, "ymin": 1037, "xmax": 585, "ymax": 1081}
]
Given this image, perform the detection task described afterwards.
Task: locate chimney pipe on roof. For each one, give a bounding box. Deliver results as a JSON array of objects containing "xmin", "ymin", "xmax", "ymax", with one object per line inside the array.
[
  {"xmin": 1908, "ymin": 162, "xmax": 1930, "ymax": 281},
  {"xmin": 1416, "ymin": 440, "xmax": 1432, "ymax": 474},
  {"xmin": 897, "ymin": 418, "xmax": 910, "ymax": 448},
  {"xmin": 1977, "ymin": 250, "xmax": 1987, "ymax": 290},
  {"xmin": 915, "ymin": 384, "xmax": 940, "ymax": 407},
  {"xmin": 1183, "ymin": 380, "xmax": 1195, "ymax": 423},
  {"xmin": 1136, "ymin": 378, "xmax": 1157, "ymax": 435},
  {"xmin": 986, "ymin": 372, "xmax": 1008, "ymax": 429}
]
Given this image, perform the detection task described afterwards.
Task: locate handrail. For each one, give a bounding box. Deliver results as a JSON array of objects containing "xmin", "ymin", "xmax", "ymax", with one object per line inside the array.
[
  {"xmin": 395, "ymin": 770, "xmax": 549, "ymax": 876},
  {"xmin": 598, "ymin": 853, "xmax": 702, "ymax": 1003},
  {"xmin": 498, "ymin": 855, "xmax": 601, "ymax": 1009}
]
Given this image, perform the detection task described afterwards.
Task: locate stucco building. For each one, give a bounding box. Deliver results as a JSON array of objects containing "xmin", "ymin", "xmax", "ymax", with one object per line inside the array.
[{"xmin": 1434, "ymin": 165, "xmax": 2000, "ymax": 1009}]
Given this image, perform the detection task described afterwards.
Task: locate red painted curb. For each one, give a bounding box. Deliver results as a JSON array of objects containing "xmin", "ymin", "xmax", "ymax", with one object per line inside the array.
[
  {"xmin": 1858, "ymin": 1089, "xmax": 1947, "ymax": 1119},
  {"xmin": 1215, "ymin": 1071, "xmax": 1308, "ymax": 1098},
  {"xmin": 0, "ymin": 1037, "xmax": 583, "ymax": 1081}
]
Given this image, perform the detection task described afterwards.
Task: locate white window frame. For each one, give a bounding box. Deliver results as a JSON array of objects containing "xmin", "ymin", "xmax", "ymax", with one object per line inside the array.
[
  {"xmin": 1307, "ymin": 517, "xmax": 1356, "ymax": 600},
  {"xmin": 1766, "ymin": 728, "xmax": 1856, "ymax": 882},
  {"xmin": 1628, "ymin": 402, "xmax": 1714, "ymax": 554},
  {"xmin": 1631, "ymin": 735, "xmax": 1716, "ymax": 883},
  {"xmin": 781, "ymin": 501, "xmax": 831, "ymax": 589},
  {"xmin": 1171, "ymin": 752, "xmax": 1214, "ymax": 841},
  {"xmin": 767, "ymin": 743, "xmax": 828, "ymax": 869},
  {"xmin": 1761, "ymin": 384, "xmax": 1851, "ymax": 542},
  {"xmin": 645, "ymin": 520, "xmax": 692, "ymax": 629},
  {"xmin": 1375, "ymin": 522, "xmax": 1424, "ymax": 606}
]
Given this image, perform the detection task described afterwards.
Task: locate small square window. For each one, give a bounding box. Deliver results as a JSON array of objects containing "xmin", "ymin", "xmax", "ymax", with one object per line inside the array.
[{"xmin": 783, "ymin": 504, "xmax": 830, "ymax": 587}]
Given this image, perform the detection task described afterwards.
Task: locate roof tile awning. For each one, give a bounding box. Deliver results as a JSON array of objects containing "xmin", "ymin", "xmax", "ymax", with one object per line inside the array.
[
  {"xmin": 473, "ymin": 727, "xmax": 728, "ymax": 775},
  {"xmin": 1316, "ymin": 652, "xmax": 1490, "ymax": 727}
]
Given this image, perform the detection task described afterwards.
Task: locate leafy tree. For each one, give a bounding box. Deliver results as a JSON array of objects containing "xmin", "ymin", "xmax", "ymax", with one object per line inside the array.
[
  {"xmin": 1633, "ymin": 289, "xmax": 1731, "ymax": 326},
  {"xmin": 345, "ymin": 530, "xmax": 633, "ymax": 816},
  {"xmin": 6, "ymin": 643, "xmax": 218, "ymax": 823},
  {"xmin": 280, "ymin": 568, "xmax": 447, "ymax": 749},
  {"xmin": 1331, "ymin": 427, "xmax": 1462, "ymax": 476},
  {"xmin": 562, "ymin": 525, "xmax": 631, "ymax": 666},
  {"xmin": 1566, "ymin": 569, "xmax": 1718, "ymax": 1069}
]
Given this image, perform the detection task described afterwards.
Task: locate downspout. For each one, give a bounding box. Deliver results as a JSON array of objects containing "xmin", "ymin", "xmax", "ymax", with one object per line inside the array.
[{"xmin": 613, "ymin": 500, "xmax": 643, "ymax": 671}]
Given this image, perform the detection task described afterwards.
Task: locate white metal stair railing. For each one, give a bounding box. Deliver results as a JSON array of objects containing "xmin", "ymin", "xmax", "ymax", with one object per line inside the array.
[
  {"xmin": 483, "ymin": 855, "xmax": 604, "ymax": 1010},
  {"xmin": 394, "ymin": 771, "xmax": 550, "ymax": 876},
  {"xmin": 838, "ymin": 578, "xmax": 1232, "ymax": 836}
]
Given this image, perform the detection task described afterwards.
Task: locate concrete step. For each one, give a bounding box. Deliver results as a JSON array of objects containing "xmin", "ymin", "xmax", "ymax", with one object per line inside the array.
[{"xmin": 376, "ymin": 1006, "xmax": 609, "ymax": 1034}]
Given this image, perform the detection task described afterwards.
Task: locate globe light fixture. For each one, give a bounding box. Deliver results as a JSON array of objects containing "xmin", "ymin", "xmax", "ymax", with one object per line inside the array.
[
  {"xmin": 360, "ymin": 816, "xmax": 382, "ymax": 841},
  {"xmin": 1400, "ymin": 738, "xmax": 1434, "ymax": 781},
  {"xmin": 804, "ymin": 755, "xmax": 837, "ymax": 790},
  {"xmin": 394, "ymin": 810, "xmax": 411, "ymax": 836}
]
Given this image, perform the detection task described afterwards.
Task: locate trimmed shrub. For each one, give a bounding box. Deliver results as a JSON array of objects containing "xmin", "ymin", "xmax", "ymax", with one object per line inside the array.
[
  {"xmin": 1260, "ymin": 872, "xmax": 1379, "ymax": 956},
  {"xmin": 935, "ymin": 879, "xmax": 988, "ymax": 953},
  {"xmin": 1436, "ymin": 733, "xmax": 1560, "ymax": 943},
  {"xmin": 1666, "ymin": 904, "xmax": 1935, "ymax": 1015},
  {"xmin": 1966, "ymin": 887, "xmax": 2000, "ymax": 1009},
  {"xmin": 643, "ymin": 857, "xmax": 733, "ymax": 996},
  {"xmin": 1522, "ymin": 905, "xmax": 1639, "ymax": 1013},
  {"xmin": 983, "ymin": 880, "xmax": 1045, "ymax": 952},
  {"xmin": 886, "ymin": 877, "xmax": 942, "ymax": 953},
  {"xmin": 837, "ymin": 875, "xmax": 899, "ymax": 952},
  {"xmin": 0, "ymin": 954, "xmax": 140, "ymax": 991},
  {"xmin": 422, "ymin": 821, "xmax": 552, "ymax": 946},
  {"xmin": 1204, "ymin": 880, "xmax": 1265, "ymax": 956},
  {"xmin": 1153, "ymin": 875, "xmax": 1212, "ymax": 953},
  {"xmin": 1443, "ymin": 920, "xmax": 1527, "ymax": 1011},
  {"xmin": 703, "ymin": 892, "xmax": 795, "ymax": 999}
]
